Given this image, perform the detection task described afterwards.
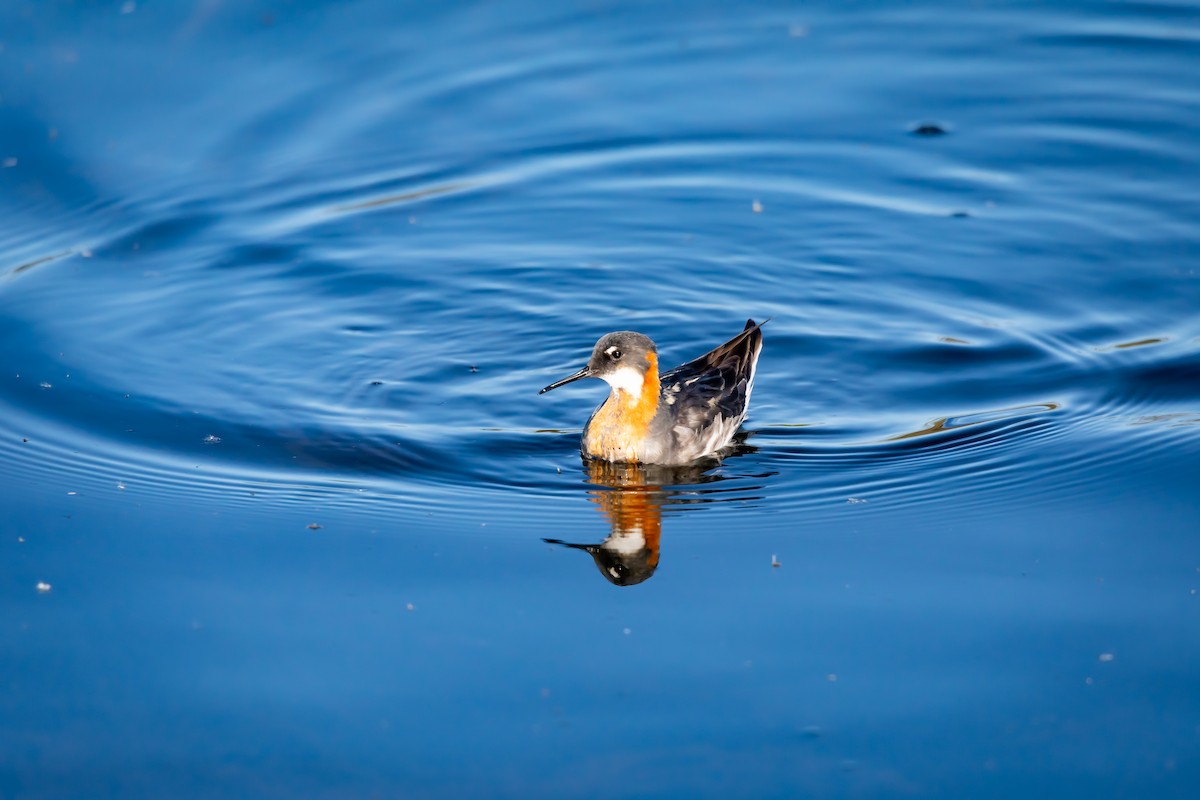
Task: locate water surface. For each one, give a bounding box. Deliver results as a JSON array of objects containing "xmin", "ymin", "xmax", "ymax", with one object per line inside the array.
[{"xmin": 2, "ymin": 1, "xmax": 1199, "ymax": 797}]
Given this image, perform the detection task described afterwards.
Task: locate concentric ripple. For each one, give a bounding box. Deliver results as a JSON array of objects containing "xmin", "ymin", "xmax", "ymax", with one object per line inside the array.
[{"xmin": 2, "ymin": 0, "xmax": 1197, "ymax": 535}]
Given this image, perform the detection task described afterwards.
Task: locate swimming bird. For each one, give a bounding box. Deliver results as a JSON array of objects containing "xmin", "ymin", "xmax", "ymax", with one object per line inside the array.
[{"xmin": 539, "ymin": 319, "xmax": 766, "ymax": 465}]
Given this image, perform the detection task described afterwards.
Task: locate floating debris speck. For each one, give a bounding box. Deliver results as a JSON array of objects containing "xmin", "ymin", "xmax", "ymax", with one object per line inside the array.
[
  {"xmin": 847, "ymin": 497, "xmax": 868, "ymax": 504},
  {"xmin": 202, "ymin": 435, "xmax": 222, "ymax": 444},
  {"xmin": 910, "ymin": 122, "xmax": 949, "ymax": 136},
  {"xmin": 307, "ymin": 523, "xmax": 322, "ymax": 530},
  {"xmin": 39, "ymin": 382, "xmax": 52, "ymax": 389},
  {"xmin": 1098, "ymin": 652, "xmax": 1115, "ymax": 662},
  {"xmin": 36, "ymin": 581, "xmax": 52, "ymax": 593},
  {"xmin": 751, "ymin": 199, "xmax": 763, "ymax": 213}
]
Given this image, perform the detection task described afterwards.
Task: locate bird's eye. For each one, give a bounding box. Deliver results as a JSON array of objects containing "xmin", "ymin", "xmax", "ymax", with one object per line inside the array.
[{"xmin": 610, "ymin": 349, "xmax": 622, "ymax": 360}]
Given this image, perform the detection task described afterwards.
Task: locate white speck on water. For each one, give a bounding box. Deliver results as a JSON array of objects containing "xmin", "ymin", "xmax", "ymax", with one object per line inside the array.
[
  {"xmin": 2, "ymin": 157, "xmax": 17, "ymax": 168},
  {"xmin": 203, "ymin": 435, "xmax": 221, "ymax": 444},
  {"xmin": 623, "ymin": 628, "xmax": 631, "ymax": 636},
  {"xmin": 771, "ymin": 554, "xmax": 781, "ymax": 568},
  {"xmin": 826, "ymin": 673, "xmax": 838, "ymax": 682},
  {"xmin": 116, "ymin": 482, "xmax": 126, "ymax": 490},
  {"xmin": 17, "ymin": 536, "xmax": 25, "ymax": 543},
  {"xmin": 406, "ymin": 603, "xmax": 415, "ymax": 612},
  {"xmin": 1099, "ymin": 652, "xmax": 1114, "ymax": 662},
  {"xmin": 751, "ymin": 199, "xmax": 763, "ymax": 213},
  {"xmin": 39, "ymin": 382, "xmax": 52, "ymax": 389},
  {"xmin": 66, "ymin": 491, "xmax": 76, "ymax": 496},
  {"xmin": 36, "ymin": 581, "xmax": 52, "ymax": 593},
  {"xmin": 847, "ymin": 497, "xmax": 868, "ymax": 504}
]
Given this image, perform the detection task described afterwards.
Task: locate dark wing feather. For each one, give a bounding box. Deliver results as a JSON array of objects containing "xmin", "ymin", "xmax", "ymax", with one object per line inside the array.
[{"xmin": 660, "ymin": 318, "xmax": 765, "ymax": 422}]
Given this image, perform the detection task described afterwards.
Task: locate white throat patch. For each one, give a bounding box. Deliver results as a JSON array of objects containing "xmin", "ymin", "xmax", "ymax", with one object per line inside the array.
[
  {"xmin": 601, "ymin": 365, "xmax": 645, "ymax": 400},
  {"xmin": 606, "ymin": 529, "xmax": 646, "ymax": 554}
]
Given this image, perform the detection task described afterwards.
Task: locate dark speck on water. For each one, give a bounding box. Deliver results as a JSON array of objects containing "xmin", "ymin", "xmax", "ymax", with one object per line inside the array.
[
  {"xmin": 910, "ymin": 121, "xmax": 950, "ymax": 136},
  {"xmin": 2, "ymin": 1, "xmax": 1199, "ymax": 797}
]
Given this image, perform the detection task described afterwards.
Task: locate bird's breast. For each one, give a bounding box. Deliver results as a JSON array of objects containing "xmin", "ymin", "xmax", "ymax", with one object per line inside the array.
[{"xmin": 583, "ymin": 360, "xmax": 661, "ymax": 462}]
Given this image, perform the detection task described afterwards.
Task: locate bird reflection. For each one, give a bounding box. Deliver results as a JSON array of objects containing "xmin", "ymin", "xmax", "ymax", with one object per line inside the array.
[{"xmin": 544, "ymin": 451, "xmax": 766, "ymax": 586}]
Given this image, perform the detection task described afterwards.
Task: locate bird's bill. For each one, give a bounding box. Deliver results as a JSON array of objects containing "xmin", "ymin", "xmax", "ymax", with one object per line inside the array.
[
  {"xmin": 539, "ymin": 366, "xmax": 591, "ymax": 394},
  {"xmin": 542, "ymin": 537, "xmax": 600, "ymax": 553}
]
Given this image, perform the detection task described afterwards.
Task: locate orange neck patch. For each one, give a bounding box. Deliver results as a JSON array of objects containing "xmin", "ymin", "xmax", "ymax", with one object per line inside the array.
[{"xmin": 584, "ymin": 352, "xmax": 660, "ymax": 461}]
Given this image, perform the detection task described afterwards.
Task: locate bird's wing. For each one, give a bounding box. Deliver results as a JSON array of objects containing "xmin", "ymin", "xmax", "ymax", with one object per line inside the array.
[{"xmin": 659, "ymin": 318, "xmax": 765, "ymax": 431}]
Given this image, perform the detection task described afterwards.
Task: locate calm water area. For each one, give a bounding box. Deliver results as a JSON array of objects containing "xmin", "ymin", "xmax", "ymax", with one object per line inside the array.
[{"xmin": 2, "ymin": 1, "xmax": 1199, "ymax": 797}]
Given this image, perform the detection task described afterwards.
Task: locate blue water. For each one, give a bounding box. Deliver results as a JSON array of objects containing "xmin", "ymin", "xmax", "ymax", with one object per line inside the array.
[{"xmin": 3, "ymin": 1, "xmax": 1199, "ymax": 797}]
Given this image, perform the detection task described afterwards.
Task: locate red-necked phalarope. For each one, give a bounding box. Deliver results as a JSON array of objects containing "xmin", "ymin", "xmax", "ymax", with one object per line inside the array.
[{"xmin": 540, "ymin": 319, "xmax": 766, "ymax": 464}]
